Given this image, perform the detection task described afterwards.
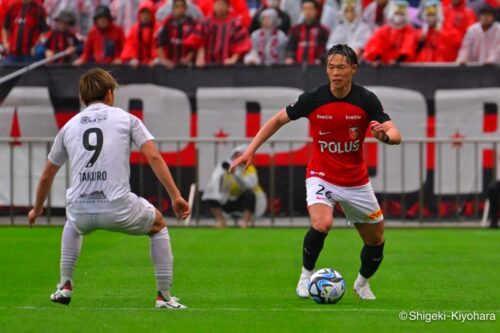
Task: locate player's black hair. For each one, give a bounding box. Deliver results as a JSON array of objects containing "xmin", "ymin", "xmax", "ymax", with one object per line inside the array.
[
  {"xmin": 302, "ymin": 0, "xmax": 320, "ymax": 10},
  {"xmin": 325, "ymin": 44, "xmax": 358, "ymax": 66}
]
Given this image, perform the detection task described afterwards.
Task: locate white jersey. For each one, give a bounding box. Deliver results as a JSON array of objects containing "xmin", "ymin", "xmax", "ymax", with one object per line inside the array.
[{"xmin": 48, "ymin": 103, "xmax": 154, "ymax": 211}]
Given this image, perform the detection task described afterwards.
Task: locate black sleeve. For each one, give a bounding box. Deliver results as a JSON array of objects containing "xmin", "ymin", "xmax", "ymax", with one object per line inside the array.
[
  {"xmin": 285, "ymin": 27, "xmax": 298, "ymax": 59},
  {"xmin": 285, "ymin": 91, "xmax": 315, "ymax": 120},
  {"xmin": 155, "ymin": 26, "xmax": 167, "ymax": 47},
  {"xmin": 3, "ymin": 7, "xmax": 12, "ymax": 30},
  {"xmin": 366, "ymin": 92, "xmax": 391, "ymax": 123}
]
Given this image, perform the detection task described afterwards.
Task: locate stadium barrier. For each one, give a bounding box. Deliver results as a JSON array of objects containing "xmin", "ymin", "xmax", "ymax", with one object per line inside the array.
[
  {"xmin": 0, "ymin": 65, "xmax": 499, "ymax": 225},
  {"xmin": 1, "ymin": 137, "xmax": 498, "ymax": 225}
]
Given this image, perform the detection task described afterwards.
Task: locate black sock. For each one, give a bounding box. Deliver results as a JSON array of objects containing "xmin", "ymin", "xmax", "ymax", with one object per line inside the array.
[
  {"xmin": 359, "ymin": 242, "xmax": 385, "ymax": 279},
  {"xmin": 302, "ymin": 227, "xmax": 327, "ymax": 271}
]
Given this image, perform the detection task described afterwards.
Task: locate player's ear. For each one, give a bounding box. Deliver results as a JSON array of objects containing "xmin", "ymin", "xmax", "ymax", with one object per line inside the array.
[
  {"xmin": 105, "ymin": 89, "xmax": 114, "ymax": 105},
  {"xmin": 351, "ymin": 64, "xmax": 358, "ymax": 74}
]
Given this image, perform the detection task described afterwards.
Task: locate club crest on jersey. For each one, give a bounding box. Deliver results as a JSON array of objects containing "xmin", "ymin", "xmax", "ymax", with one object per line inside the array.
[
  {"xmin": 81, "ymin": 112, "xmax": 107, "ymax": 125},
  {"xmin": 349, "ymin": 126, "xmax": 359, "ymax": 140}
]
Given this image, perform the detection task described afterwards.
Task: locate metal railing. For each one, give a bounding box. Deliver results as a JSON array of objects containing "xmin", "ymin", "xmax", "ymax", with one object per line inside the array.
[{"xmin": 1, "ymin": 137, "xmax": 498, "ymax": 226}]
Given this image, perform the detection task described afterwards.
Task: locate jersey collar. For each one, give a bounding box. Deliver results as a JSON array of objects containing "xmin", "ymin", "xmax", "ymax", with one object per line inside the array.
[{"xmin": 84, "ymin": 103, "xmax": 108, "ymax": 112}]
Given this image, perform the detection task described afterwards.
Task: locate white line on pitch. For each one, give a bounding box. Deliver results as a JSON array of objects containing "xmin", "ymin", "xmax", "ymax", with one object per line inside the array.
[{"xmin": 6, "ymin": 306, "xmax": 499, "ymax": 313}]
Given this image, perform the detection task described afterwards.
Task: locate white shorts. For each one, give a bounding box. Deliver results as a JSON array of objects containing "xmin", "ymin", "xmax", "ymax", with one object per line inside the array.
[
  {"xmin": 305, "ymin": 177, "xmax": 384, "ymax": 224},
  {"xmin": 66, "ymin": 193, "xmax": 156, "ymax": 235}
]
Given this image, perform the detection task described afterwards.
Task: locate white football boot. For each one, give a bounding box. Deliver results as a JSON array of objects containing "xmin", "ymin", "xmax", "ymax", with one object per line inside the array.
[
  {"xmin": 155, "ymin": 292, "xmax": 187, "ymax": 309},
  {"xmin": 353, "ymin": 279, "xmax": 376, "ymax": 300},
  {"xmin": 50, "ymin": 280, "xmax": 72, "ymax": 305},
  {"xmin": 296, "ymin": 268, "xmax": 313, "ymax": 298}
]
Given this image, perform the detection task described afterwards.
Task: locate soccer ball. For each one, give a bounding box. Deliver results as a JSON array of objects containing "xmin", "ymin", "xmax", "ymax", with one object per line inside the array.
[{"xmin": 308, "ymin": 268, "xmax": 346, "ymax": 304}]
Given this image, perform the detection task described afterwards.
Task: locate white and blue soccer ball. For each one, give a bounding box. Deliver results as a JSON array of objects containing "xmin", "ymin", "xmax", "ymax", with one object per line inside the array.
[{"xmin": 308, "ymin": 268, "xmax": 346, "ymax": 304}]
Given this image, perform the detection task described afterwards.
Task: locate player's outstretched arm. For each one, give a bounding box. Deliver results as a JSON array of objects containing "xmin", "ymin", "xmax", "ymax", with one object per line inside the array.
[
  {"xmin": 28, "ymin": 161, "xmax": 61, "ymax": 227},
  {"xmin": 140, "ymin": 141, "xmax": 190, "ymax": 219},
  {"xmin": 370, "ymin": 120, "xmax": 402, "ymax": 145},
  {"xmin": 230, "ymin": 109, "xmax": 291, "ymax": 172}
]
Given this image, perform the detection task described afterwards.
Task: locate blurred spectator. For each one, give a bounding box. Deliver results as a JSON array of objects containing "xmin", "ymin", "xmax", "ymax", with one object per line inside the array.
[
  {"xmin": 250, "ymin": 0, "xmax": 291, "ymax": 33},
  {"xmin": 109, "ymin": 0, "xmax": 141, "ymax": 35},
  {"xmin": 363, "ymin": 0, "xmax": 418, "ymax": 64},
  {"xmin": 456, "ymin": 5, "xmax": 500, "ymax": 63},
  {"xmin": 415, "ymin": 0, "xmax": 462, "ymax": 62},
  {"xmin": 202, "ymin": 145, "xmax": 267, "ymax": 229},
  {"xmin": 119, "ymin": 0, "xmax": 159, "ymax": 66},
  {"xmin": 284, "ymin": 0, "xmax": 329, "ymax": 65},
  {"xmin": 2, "ymin": 0, "xmax": 48, "ymax": 64},
  {"xmin": 0, "ymin": 0, "xmax": 8, "ymax": 57},
  {"xmin": 195, "ymin": 0, "xmax": 252, "ymax": 26},
  {"xmin": 244, "ymin": 8, "xmax": 288, "ymax": 64},
  {"xmin": 44, "ymin": 0, "xmax": 94, "ymax": 36},
  {"xmin": 320, "ymin": 0, "xmax": 343, "ymax": 32},
  {"xmin": 43, "ymin": 10, "xmax": 82, "ymax": 63},
  {"xmin": 247, "ymin": 0, "xmax": 261, "ymax": 16},
  {"xmin": 443, "ymin": 0, "xmax": 477, "ymax": 38},
  {"xmin": 363, "ymin": 0, "xmax": 389, "ymax": 32},
  {"xmin": 155, "ymin": 0, "xmax": 197, "ymax": 68},
  {"xmin": 155, "ymin": 0, "xmax": 203, "ymax": 22},
  {"xmin": 73, "ymin": 5, "xmax": 125, "ymax": 65},
  {"xmin": 326, "ymin": 0, "xmax": 371, "ymax": 56},
  {"xmin": 189, "ymin": 0, "xmax": 251, "ymax": 67},
  {"xmin": 280, "ymin": 0, "xmax": 302, "ymax": 24}
]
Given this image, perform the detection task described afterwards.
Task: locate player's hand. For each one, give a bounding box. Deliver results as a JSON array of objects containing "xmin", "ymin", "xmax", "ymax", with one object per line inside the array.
[
  {"xmin": 129, "ymin": 58, "xmax": 140, "ymax": 68},
  {"xmin": 161, "ymin": 58, "xmax": 175, "ymax": 69},
  {"xmin": 28, "ymin": 208, "xmax": 43, "ymax": 228},
  {"xmin": 73, "ymin": 58, "xmax": 84, "ymax": 66},
  {"xmin": 229, "ymin": 151, "xmax": 254, "ymax": 173},
  {"xmin": 172, "ymin": 197, "xmax": 190, "ymax": 220},
  {"xmin": 370, "ymin": 121, "xmax": 388, "ymax": 142},
  {"xmin": 66, "ymin": 46, "xmax": 76, "ymax": 55}
]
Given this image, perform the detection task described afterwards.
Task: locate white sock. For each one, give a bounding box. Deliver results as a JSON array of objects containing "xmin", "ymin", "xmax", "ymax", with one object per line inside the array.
[
  {"xmin": 59, "ymin": 221, "xmax": 82, "ymax": 287},
  {"xmin": 355, "ymin": 273, "xmax": 368, "ymax": 287},
  {"xmin": 301, "ymin": 267, "xmax": 314, "ymax": 276},
  {"xmin": 149, "ymin": 227, "xmax": 173, "ymax": 300}
]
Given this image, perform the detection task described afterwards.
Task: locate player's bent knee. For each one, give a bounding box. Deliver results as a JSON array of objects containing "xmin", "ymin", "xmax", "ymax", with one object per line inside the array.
[
  {"xmin": 148, "ymin": 209, "xmax": 166, "ymax": 235},
  {"xmin": 311, "ymin": 218, "xmax": 333, "ymax": 234}
]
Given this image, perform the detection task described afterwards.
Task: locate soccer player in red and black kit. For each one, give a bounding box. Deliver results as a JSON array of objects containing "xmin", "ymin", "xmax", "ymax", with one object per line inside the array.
[{"xmin": 231, "ymin": 44, "xmax": 402, "ymax": 300}]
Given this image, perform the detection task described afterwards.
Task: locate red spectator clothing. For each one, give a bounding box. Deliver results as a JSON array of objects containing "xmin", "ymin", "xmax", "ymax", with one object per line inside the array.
[
  {"xmin": 120, "ymin": 0, "xmax": 159, "ymax": 63},
  {"xmin": 187, "ymin": 15, "xmax": 250, "ymax": 64},
  {"xmin": 3, "ymin": 1, "xmax": 47, "ymax": 57},
  {"xmin": 363, "ymin": 24, "xmax": 418, "ymax": 63},
  {"xmin": 286, "ymin": 22, "xmax": 330, "ymax": 64},
  {"xmin": 44, "ymin": 30, "xmax": 81, "ymax": 63},
  {"xmin": 443, "ymin": 0, "xmax": 476, "ymax": 38},
  {"xmin": 414, "ymin": 27, "xmax": 462, "ymax": 62},
  {"xmin": 194, "ymin": 0, "xmax": 251, "ymax": 27},
  {"xmin": 79, "ymin": 23, "xmax": 125, "ymax": 63},
  {"xmin": 155, "ymin": 15, "xmax": 197, "ymax": 64}
]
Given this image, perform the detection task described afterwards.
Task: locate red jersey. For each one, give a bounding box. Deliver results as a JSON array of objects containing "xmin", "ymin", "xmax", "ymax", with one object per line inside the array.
[
  {"xmin": 80, "ymin": 23, "xmax": 125, "ymax": 64},
  {"xmin": 155, "ymin": 15, "xmax": 197, "ymax": 64},
  {"xmin": 188, "ymin": 15, "xmax": 250, "ymax": 65},
  {"xmin": 120, "ymin": 0, "xmax": 159, "ymax": 64},
  {"xmin": 286, "ymin": 22, "xmax": 330, "ymax": 64},
  {"xmin": 44, "ymin": 30, "xmax": 81, "ymax": 63},
  {"xmin": 443, "ymin": 0, "xmax": 476, "ymax": 38},
  {"xmin": 3, "ymin": 1, "xmax": 47, "ymax": 57},
  {"xmin": 363, "ymin": 24, "xmax": 418, "ymax": 63},
  {"xmin": 286, "ymin": 83, "xmax": 391, "ymax": 187},
  {"xmin": 414, "ymin": 27, "xmax": 461, "ymax": 62}
]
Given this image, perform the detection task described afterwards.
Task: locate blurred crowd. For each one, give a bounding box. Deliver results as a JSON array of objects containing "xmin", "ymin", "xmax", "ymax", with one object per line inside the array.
[{"xmin": 0, "ymin": 0, "xmax": 499, "ymax": 67}]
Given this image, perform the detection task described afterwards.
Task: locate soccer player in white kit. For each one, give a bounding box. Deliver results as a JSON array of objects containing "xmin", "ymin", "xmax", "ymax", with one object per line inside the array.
[{"xmin": 28, "ymin": 68, "xmax": 190, "ymax": 309}]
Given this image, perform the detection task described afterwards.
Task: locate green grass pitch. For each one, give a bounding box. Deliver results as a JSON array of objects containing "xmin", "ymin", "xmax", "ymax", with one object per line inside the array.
[{"xmin": 0, "ymin": 226, "xmax": 498, "ymax": 333}]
